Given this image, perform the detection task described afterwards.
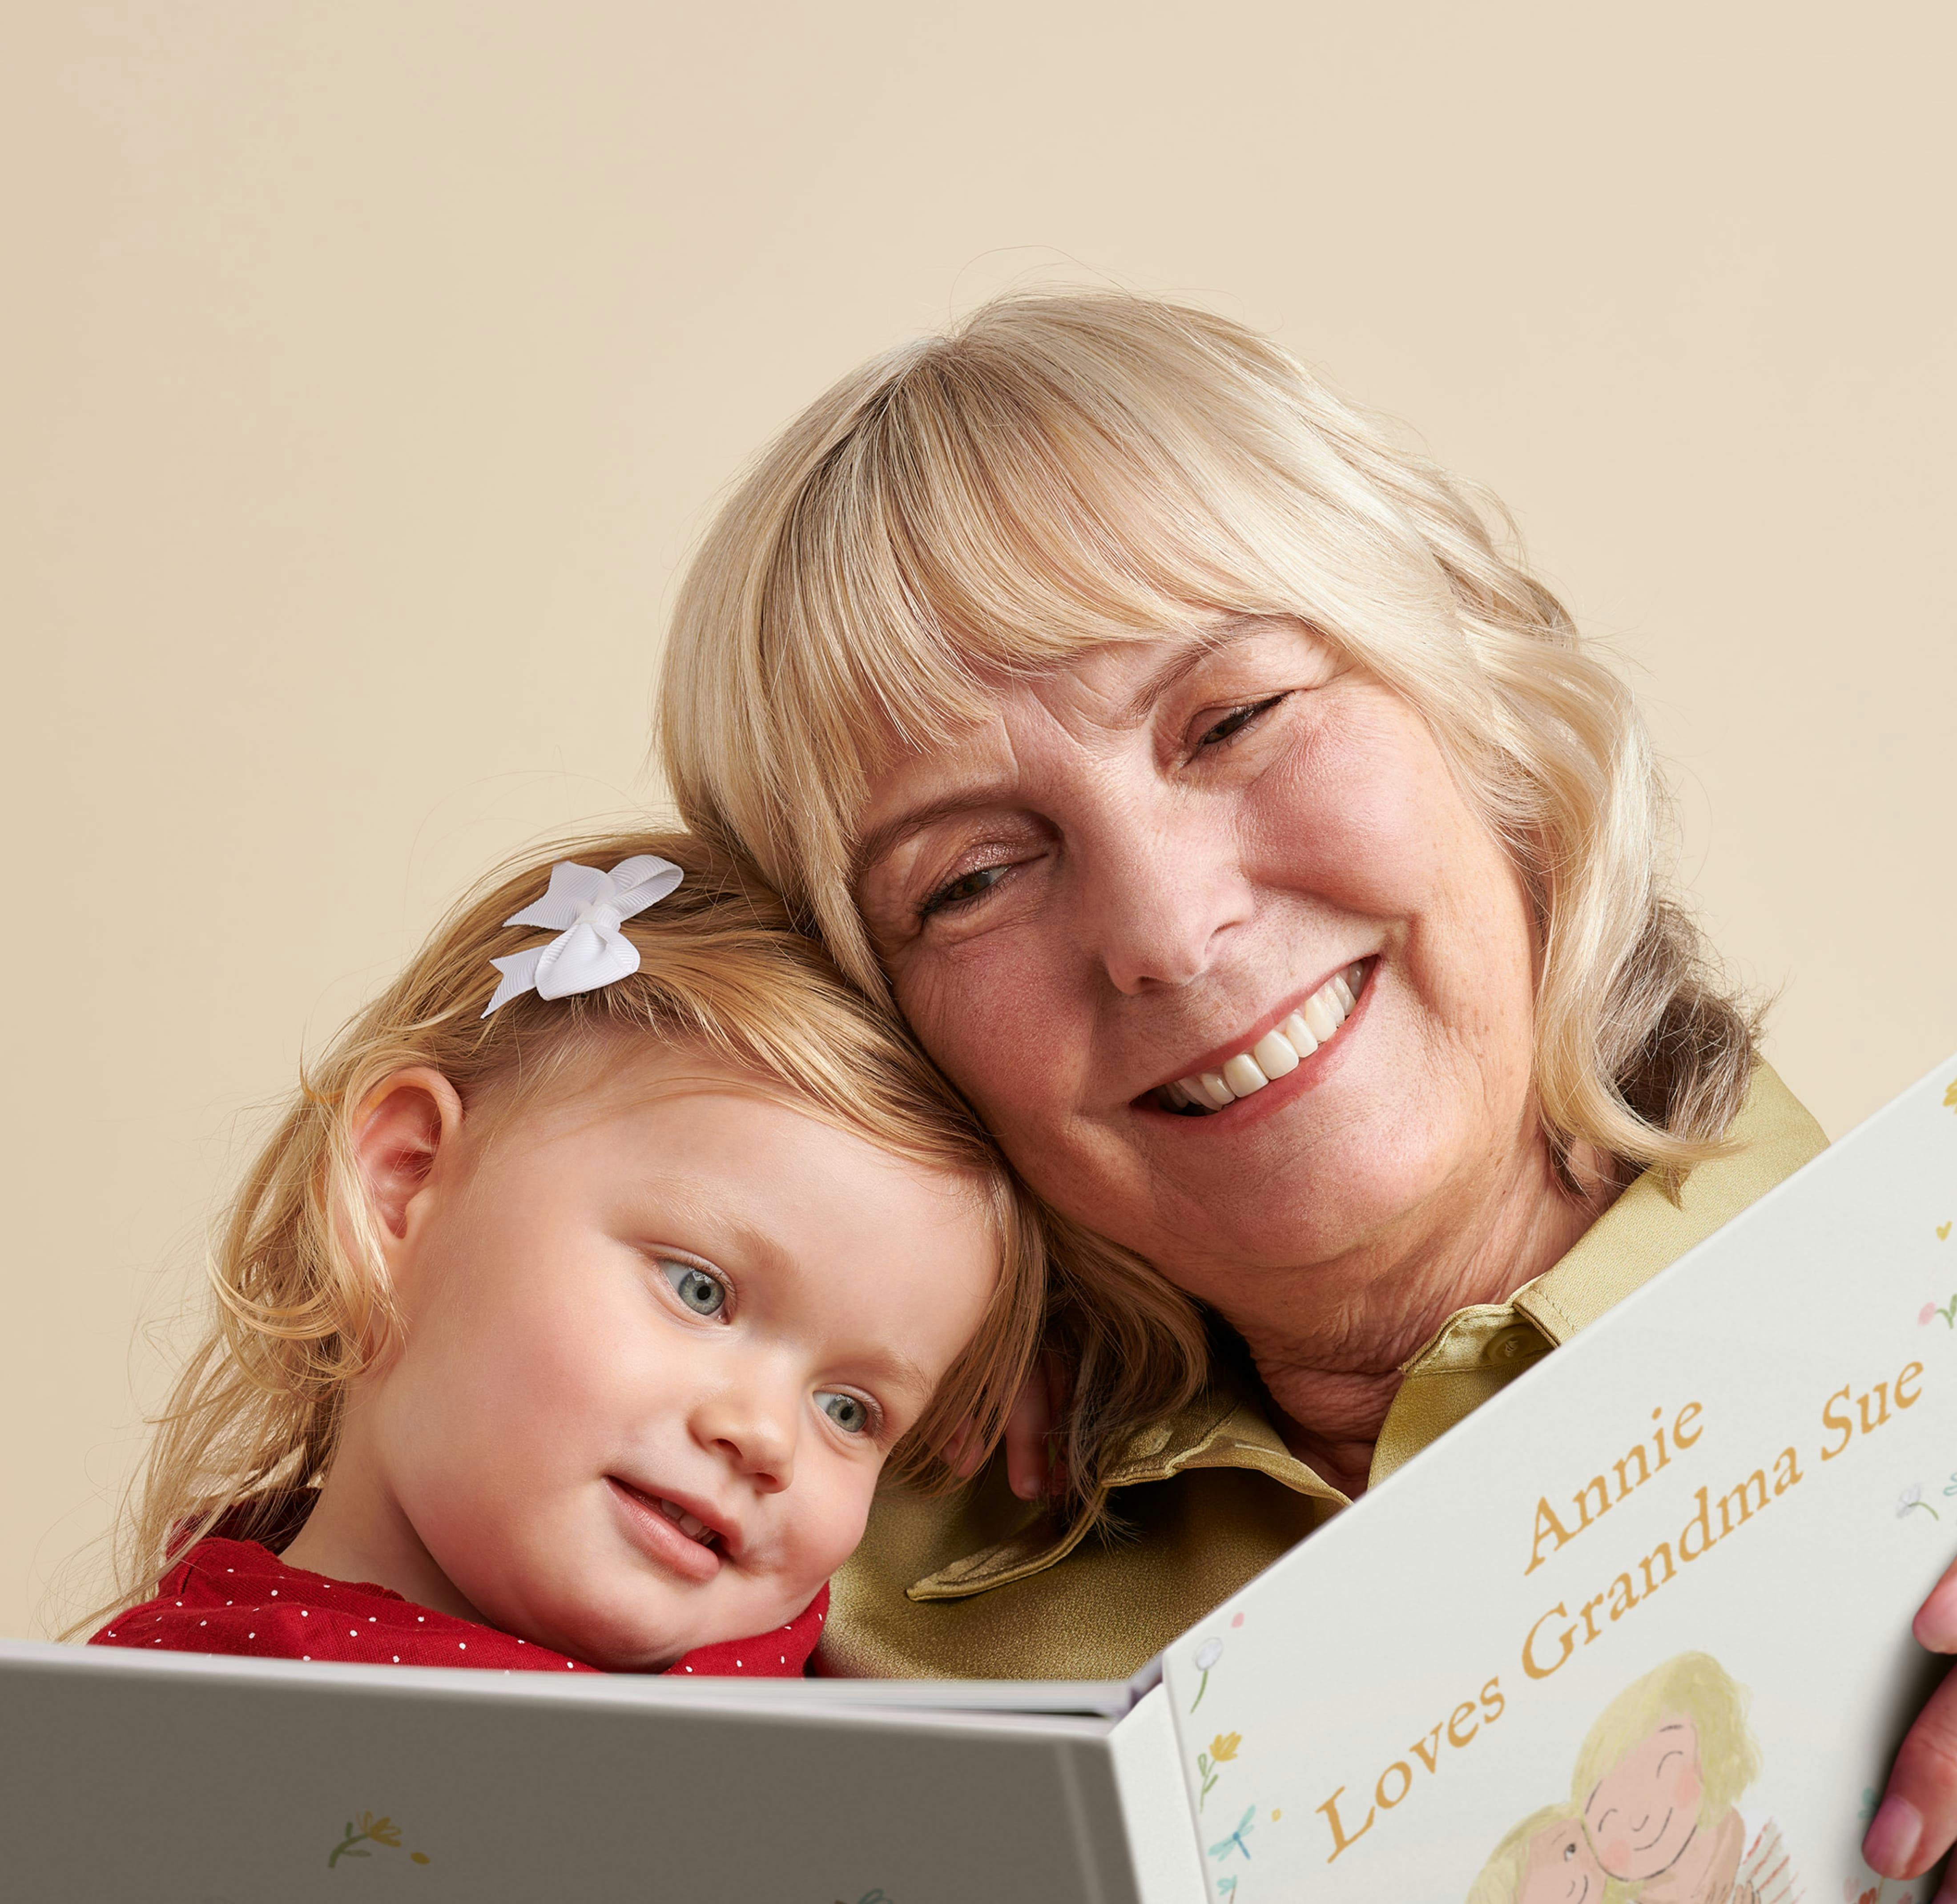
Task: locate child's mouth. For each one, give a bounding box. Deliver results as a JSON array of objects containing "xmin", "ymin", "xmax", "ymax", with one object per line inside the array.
[
  {"xmin": 606, "ymin": 1476, "xmax": 727, "ymax": 1580},
  {"xmin": 648, "ymin": 1494, "xmax": 720, "ymax": 1549}
]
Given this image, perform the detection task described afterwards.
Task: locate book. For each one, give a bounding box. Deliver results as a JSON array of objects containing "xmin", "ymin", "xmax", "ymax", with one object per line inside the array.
[{"xmin": 3, "ymin": 1054, "xmax": 1952, "ymax": 1902}]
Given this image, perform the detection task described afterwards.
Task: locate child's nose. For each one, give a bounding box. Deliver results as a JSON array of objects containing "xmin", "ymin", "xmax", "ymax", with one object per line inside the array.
[{"xmin": 691, "ymin": 1376, "xmax": 799, "ymax": 1492}]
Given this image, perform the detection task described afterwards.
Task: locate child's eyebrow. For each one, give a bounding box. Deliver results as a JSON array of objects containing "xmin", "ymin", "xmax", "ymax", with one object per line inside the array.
[{"xmin": 848, "ymin": 1343, "xmax": 935, "ymax": 1404}]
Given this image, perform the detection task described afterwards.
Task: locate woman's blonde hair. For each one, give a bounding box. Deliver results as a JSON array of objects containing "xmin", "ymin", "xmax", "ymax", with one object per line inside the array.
[
  {"xmin": 1573, "ymin": 1651, "xmax": 1761, "ymax": 1823},
  {"xmin": 83, "ymin": 830, "xmax": 1047, "ymax": 1633},
  {"xmin": 659, "ymin": 289, "xmax": 1759, "ymax": 1201},
  {"xmin": 1467, "ymin": 1805, "xmax": 1631, "ymax": 1904}
]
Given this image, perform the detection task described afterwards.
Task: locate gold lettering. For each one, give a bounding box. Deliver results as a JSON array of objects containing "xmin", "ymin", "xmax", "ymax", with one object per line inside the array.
[
  {"xmin": 1375, "ymin": 1762, "xmax": 1413, "ymax": 1810},
  {"xmin": 1717, "ymin": 1470, "xmax": 1770, "ymax": 1539},
  {"xmin": 1447, "ymin": 1700, "xmax": 1479, "ymax": 1748},
  {"xmin": 1572, "ymin": 1474, "xmax": 1613, "ymax": 1531},
  {"xmin": 1859, "ymin": 1383, "xmax": 1893, "ymax": 1436},
  {"xmin": 1315, "ymin": 1786, "xmax": 1376, "ymax": 1863},
  {"xmin": 1820, "ymin": 1383, "xmax": 1854, "ymax": 1460},
  {"xmin": 1578, "ymin": 1591, "xmax": 1607, "ymax": 1644},
  {"xmin": 1679, "ymin": 1486, "xmax": 1716, "ymax": 1562},
  {"xmin": 1672, "ymin": 1400, "xmax": 1703, "ymax": 1449},
  {"xmin": 1897, "ymin": 1361, "xmax": 1925, "ymax": 1410},
  {"xmin": 1522, "ymin": 1605, "xmax": 1575, "ymax": 1681},
  {"xmin": 1408, "ymin": 1723, "xmax": 1443, "ymax": 1774},
  {"xmin": 1612, "ymin": 1441, "xmax": 1651, "ymax": 1501},
  {"xmin": 1639, "ymin": 1541, "xmax": 1676, "ymax": 1597},
  {"xmin": 1480, "ymin": 1676, "xmax": 1506, "ymax": 1723},
  {"xmin": 1606, "ymin": 1571, "xmax": 1639, "ymax": 1620},
  {"xmin": 1525, "ymin": 1495, "xmax": 1578, "ymax": 1574}
]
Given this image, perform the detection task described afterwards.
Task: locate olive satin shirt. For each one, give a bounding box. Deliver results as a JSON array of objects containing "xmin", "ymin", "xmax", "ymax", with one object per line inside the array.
[{"xmin": 821, "ymin": 1065, "xmax": 1827, "ymax": 1680}]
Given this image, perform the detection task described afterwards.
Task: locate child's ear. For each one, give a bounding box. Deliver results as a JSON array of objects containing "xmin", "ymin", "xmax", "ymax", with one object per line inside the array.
[{"xmin": 350, "ymin": 1067, "xmax": 466, "ymax": 1247}]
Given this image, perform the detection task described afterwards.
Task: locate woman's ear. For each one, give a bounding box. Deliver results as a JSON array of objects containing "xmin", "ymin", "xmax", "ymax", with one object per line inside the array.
[{"xmin": 350, "ymin": 1067, "xmax": 467, "ymax": 1251}]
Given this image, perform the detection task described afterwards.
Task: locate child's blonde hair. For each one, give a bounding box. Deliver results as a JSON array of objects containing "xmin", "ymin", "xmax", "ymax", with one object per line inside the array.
[
  {"xmin": 1572, "ymin": 1651, "xmax": 1760, "ymax": 1824},
  {"xmin": 88, "ymin": 829, "xmax": 1049, "ymax": 1630}
]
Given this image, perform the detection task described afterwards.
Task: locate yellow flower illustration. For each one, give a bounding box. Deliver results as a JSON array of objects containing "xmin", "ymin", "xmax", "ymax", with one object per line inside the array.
[
  {"xmin": 1945, "ymin": 1080, "xmax": 1957, "ymax": 1111},
  {"xmin": 329, "ymin": 1811, "xmax": 409, "ymax": 1867},
  {"xmin": 1210, "ymin": 1732, "xmax": 1242, "ymax": 1763}
]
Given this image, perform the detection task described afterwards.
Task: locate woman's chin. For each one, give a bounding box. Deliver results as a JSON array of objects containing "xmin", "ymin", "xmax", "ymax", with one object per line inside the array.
[{"xmin": 1117, "ymin": 1122, "xmax": 1468, "ymax": 1288}]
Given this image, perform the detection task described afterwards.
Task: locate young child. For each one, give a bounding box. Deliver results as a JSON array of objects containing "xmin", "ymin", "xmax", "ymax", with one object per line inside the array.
[
  {"xmin": 1466, "ymin": 1804, "xmax": 1623, "ymax": 1904},
  {"xmin": 87, "ymin": 832, "xmax": 1045, "ymax": 1677}
]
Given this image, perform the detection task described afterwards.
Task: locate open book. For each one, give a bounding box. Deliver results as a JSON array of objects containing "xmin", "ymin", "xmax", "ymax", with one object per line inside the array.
[{"xmin": 4, "ymin": 1055, "xmax": 1952, "ymax": 1902}]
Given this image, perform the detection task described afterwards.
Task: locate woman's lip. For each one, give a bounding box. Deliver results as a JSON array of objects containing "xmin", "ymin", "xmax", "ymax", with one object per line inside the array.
[
  {"xmin": 604, "ymin": 1476, "xmax": 724, "ymax": 1584},
  {"xmin": 1137, "ymin": 963, "xmax": 1373, "ymax": 1130},
  {"xmin": 1145, "ymin": 958, "xmax": 1373, "ymax": 1092}
]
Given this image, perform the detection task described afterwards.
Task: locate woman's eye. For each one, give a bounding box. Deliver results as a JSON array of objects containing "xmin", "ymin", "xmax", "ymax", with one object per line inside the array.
[
  {"xmin": 1196, "ymin": 694, "xmax": 1285, "ymax": 750},
  {"xmin": 818, "ymin": 1391, "xmax": 874, "ymax": 1436},
  {"xmin": 920, "ymin": 863, "xmax": 1007, "ymax": 918},
  {"xmin": 661, "ymin": 1262, "xmax": 727, "ymax": 1318}
]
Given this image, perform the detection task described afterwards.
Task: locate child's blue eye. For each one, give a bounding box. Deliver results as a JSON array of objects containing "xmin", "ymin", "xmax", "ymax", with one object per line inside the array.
[
  {"xmin": 661, "ymin": 1262, "xmax": 727, "ymax": 1317},
  {"xmin": 818, "ymin": 1391, "xmax": 873, "ymax": 1436}
]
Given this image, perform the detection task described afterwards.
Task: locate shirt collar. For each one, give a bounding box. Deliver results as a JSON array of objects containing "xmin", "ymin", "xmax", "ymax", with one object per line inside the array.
[{"xmin": 907, "ymin": 1061, "xmax": 1825, "ymax": 1601}]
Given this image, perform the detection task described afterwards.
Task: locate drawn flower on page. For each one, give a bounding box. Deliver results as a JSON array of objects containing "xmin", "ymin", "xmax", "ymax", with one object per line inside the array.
[
  {"xmin": 1943, "ymin": 1080, "xmax": 1957, "ymax": 1111},
  {"xmin": 1898, "ymin": 1483, "xmax": 1941, "ymax": 1521},
  {"xmin": 1195, "ymin": 1734, "xmax": 1242, "ymax": 1809},
  {"xmin": 327, "ymin": 1812, "xmax": 403, "ymax": 1867},
  {"xmin": 1190, "ymin": 1638, "xmax": 1224, "ymax": 1713},
  {"xmin": 1921, "ymin": 1304, "xmax": 1937, "ymax": 1325}
]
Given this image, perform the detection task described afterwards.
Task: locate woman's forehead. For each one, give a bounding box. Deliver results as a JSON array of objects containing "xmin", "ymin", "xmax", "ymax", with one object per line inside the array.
[{"xmin": 854, "ymin": 617, "xmax": 1316, "ymax": 851}]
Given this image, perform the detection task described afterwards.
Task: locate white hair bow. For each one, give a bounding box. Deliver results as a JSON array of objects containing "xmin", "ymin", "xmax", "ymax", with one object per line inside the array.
[{"xmin": 482, "ymin": 855, "xmax": 685, "ymax": 1017}]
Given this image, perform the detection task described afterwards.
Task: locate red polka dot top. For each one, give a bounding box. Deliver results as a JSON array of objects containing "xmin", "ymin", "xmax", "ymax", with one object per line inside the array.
[{"xmin": 89, "ymin": 1538, "xmax": 828, "ymax": 1678}]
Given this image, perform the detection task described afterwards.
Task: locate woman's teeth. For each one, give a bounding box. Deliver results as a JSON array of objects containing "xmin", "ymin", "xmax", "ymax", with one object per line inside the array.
[
  {"xmin": 652, "ymin": 1497, "xmax": 718, "ymax": 1546},
  {"xmin": 1161, "ymin": 964, "xmax": 1366, "ymax": 1114}
]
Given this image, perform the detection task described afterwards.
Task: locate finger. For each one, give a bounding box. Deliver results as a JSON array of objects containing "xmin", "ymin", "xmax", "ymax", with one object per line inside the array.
[
  {"xmin": 1919, "ymin": 1551, "xmax": 1957, "ymax": 1651},
  {"xmin": 941, "ymin": 1416, "xmax": 986, "ymax": 1481},
  {"xmin": 1005, "ymin": 1369, "xmax": 1056, "ymax": 1501},
  {"xmin": 1866, "ymin": 1657, "xmax": 1957, "ymax": 1879}
]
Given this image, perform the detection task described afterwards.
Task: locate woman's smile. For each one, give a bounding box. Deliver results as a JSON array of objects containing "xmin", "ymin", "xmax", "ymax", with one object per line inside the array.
[{"xmin": 1149, "ymin": 957, "xmax": 1374, "ymax": 1117}]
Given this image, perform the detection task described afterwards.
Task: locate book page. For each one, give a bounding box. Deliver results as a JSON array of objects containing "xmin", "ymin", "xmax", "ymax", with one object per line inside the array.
[{"xmin": 1161, "ymin": 1057, "xmax": 1957, "ymax": 1902}]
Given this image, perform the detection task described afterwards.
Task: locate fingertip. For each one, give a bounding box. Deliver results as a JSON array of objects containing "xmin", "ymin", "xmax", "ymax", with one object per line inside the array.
[
  {"xmin": 1921, "ymin": 1585, "xmax": 1957, "ymax": 1653},
  {"xmin": 1866, "ymin": 1793, "xmax": 1924, "ymax": 1876}
]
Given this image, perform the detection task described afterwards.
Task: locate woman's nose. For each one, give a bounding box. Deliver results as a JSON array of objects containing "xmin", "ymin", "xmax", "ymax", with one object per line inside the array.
[
  {"xmin": 1078, "ymin": 797, "xmax": 1252, "ymax": 996},
  {"xmin": 690, "ymin": 1376, "xmax": 799, "ymax": 1492}
]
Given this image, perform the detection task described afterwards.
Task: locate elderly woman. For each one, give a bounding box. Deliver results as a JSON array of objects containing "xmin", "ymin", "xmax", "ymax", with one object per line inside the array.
[{"xmin": 654, "ymin": 293, "xmax": 1953, "ymax": 1885}]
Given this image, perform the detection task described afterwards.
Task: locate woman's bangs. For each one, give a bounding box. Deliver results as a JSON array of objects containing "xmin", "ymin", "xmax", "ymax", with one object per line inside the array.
[{"xmin": 797, "ymin": 349, "xmax": 1287, "ymax": 762}]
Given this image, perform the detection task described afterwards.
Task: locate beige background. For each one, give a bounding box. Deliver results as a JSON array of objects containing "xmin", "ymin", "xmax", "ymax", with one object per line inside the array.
[{"xmin": 4, "ymin": 3, "xmax": 1952, "ymax": 1642}]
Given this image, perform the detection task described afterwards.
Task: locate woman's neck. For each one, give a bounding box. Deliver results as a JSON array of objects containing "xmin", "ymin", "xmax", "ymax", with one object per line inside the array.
[{"xmin": 1229, "ymin": 1132, "xmax": 1617, "ymax": 1498}]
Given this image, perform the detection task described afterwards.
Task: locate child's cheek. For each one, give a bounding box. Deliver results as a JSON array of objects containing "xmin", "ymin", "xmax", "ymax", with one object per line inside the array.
[
  {"xmin": 1671, "ymin": 1763, "xmax": 1701, "ymax": 1811},
  {"xmin": 1600, "ymin": 1831, "xmax": 1632, "ymax": 1874}
]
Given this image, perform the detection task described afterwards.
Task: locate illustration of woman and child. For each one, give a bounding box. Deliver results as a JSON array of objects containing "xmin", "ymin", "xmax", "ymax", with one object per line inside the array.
[{"xmin": 1469, "ymin": 1653, "xmax": 1800, "ymax": 1904}]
